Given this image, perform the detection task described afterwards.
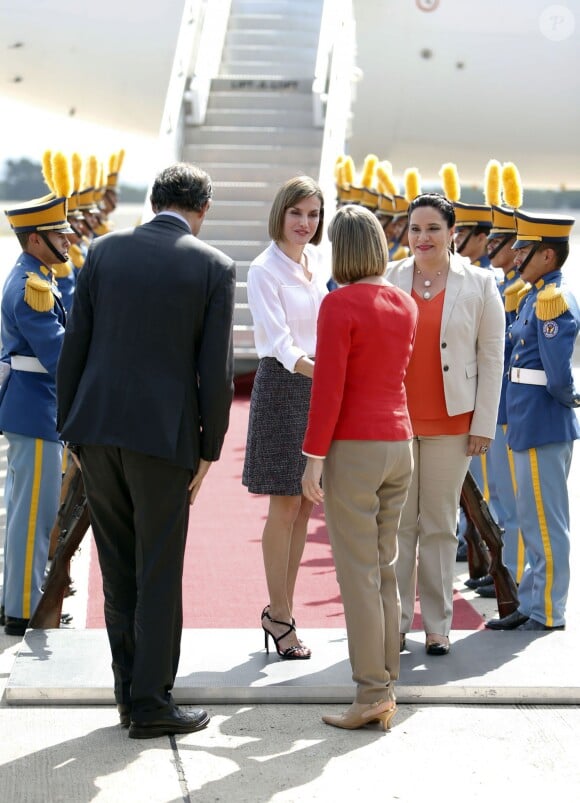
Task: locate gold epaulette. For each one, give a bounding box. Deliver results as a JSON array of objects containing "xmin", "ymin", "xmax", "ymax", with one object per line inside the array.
[
  {"xmin": 68, "ymin": 243, "xmax": 85, "ymax": 269},
  {"xmin": 24, "ymin": 273, "xmax": 55, "ymax": 312},
  {"xmin": 94, "ymin": 222, "xmax": 109, "ymax": 236},
  {"xmin": 515, "ymin": 282, "xmax": 532, "ymax": 311},
  {"xmin": 536, "ymin": 283, "xmax": 569, "ymax": 321},
  {"xmin": 504, "ymin": 278, "xmax": 526, "ymax": 312},
  {"xmin": 52, "ymin": 261, "xmax": 73, "ymax": 279},
  {"xmin": 391, "ymin": 245, "xmax": 409, "ymax": 261}
]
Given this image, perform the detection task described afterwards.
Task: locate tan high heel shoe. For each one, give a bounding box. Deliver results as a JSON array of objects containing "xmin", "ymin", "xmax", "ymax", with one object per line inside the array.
[{"xmin": 322, "ymin": 699, "xmax": 397, "ymax": 731}]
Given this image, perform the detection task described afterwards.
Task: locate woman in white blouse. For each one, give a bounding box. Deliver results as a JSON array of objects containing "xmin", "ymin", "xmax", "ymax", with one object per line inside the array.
[{"xmin": 243, "ymin": 176, "xmax": 328, "ymax": 660}]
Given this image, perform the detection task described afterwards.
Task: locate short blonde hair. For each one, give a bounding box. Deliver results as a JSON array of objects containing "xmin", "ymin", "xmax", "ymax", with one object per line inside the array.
[
  {"xmin": 328, "ymin": 204, "xmax": 388, "ymax": 284},
  {"xmin": 268, "ymin": 175, "xmax": 325, "ymax": 245}
]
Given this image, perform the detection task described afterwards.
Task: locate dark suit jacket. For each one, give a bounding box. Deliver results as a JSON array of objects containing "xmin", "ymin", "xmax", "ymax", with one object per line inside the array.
[{"xmin": 57, "ymin": 213, "xmax": 236, "ymax": 470}]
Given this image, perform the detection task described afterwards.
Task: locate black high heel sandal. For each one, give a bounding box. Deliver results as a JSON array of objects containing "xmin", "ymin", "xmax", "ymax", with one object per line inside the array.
[{"xmin": 261, "ymin": 607, "xmax": 311, "ymax": 660}]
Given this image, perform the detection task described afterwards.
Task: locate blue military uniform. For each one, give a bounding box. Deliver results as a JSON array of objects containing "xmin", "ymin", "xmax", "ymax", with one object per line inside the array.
[
  {"xmin": 0, "ymin": 195, "xmax": 71, "ymax": 633},
  {"xmin": 504, "ymin": 211, "xmax": 579, "ymax": 629}
]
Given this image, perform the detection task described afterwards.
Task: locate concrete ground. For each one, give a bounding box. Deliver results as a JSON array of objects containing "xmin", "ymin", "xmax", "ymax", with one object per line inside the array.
[{"xmin": 2, "ymin": 442, "xmax": 580, "ymax": 801}]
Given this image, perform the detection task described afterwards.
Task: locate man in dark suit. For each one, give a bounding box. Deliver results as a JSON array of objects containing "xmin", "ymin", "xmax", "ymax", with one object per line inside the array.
[{"xmin": 57, "ymin": 163, "xmax": 236, "ymax": 739}]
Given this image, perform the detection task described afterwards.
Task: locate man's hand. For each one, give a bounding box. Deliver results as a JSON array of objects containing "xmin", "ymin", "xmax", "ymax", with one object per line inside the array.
[{"xmin": 188, "ymin": 458, "xmax": 212, "ymax": 505}]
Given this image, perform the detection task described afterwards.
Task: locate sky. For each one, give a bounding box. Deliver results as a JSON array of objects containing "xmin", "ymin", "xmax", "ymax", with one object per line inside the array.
[{"xmin": 0, "ymin": 96, "xmax": 156, "ymax": 188}]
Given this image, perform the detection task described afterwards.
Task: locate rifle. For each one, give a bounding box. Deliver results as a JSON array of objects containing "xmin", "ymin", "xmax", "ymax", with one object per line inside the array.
[
  {"xmin": 459, "ymin": 501, "xmax": 491, "ymax": 580},
  {"xmin": 29, "ymin": 459, "xmax": 91, "ymax": 629},
  {"xmin": 460, "ymin": 470, "xmax": 519, "ymax": 618}
]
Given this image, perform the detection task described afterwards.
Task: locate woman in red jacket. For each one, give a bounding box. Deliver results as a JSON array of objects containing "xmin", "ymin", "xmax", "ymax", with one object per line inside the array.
[{"xmin": 302, "ymin": 205, "xmax": 418, "ymax": 731}]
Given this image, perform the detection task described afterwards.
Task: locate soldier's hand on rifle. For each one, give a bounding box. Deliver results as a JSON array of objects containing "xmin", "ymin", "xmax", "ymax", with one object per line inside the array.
[{"xmin": 188, "ymin": 458, "xmax": 211, "ymax": 505}]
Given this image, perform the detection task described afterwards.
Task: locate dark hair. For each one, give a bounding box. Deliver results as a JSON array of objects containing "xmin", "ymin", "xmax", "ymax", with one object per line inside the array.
[
  {"xmin": 16, "ymin": 232, "xmax": 31, "ymax": 249},
  {"xmin": 268, "ymin": 175, "xmax": 325, "ymax": 245},
  {"xmin": 408, "ymin": 193, "xmax": 455, "ymax": 228},
  {"xmin": 538, "ymin": 240, "xmax": 570, "ymax": 269},
  {"xmin": 150, "ymin": 162, "xmax": 213, "ymax": 213}
]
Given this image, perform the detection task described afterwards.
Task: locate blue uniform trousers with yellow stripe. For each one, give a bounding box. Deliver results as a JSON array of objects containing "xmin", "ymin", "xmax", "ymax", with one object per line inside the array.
[
  {"xmin": 2, "ymin": 432, "xmax": 62, "ymax": 620},
  {"xmin": 487, "ymin": 424, "xmax": 526, "ymax": 583},
  {"xmin": 513, "ymin": 441, "xmax": 573, "ymax": 628}
]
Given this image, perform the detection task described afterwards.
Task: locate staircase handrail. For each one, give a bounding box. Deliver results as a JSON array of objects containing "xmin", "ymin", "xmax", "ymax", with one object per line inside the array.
[
  {"xmin": 142, "ymin": 0, "xmax": 232, "ymax": 221},
  {"xmin": 185, "ymin": 0, "xmax": 233, "ymax": 125},
  {"xmin": 142, "ymin": 0, "xmax": 209, "ymax": 221},
  {"xmin": 314, "ymin": 0, "xmax": 357, "ymax": 227}
]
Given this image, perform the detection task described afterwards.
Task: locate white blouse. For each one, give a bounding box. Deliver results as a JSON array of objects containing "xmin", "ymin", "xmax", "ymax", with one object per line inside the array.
[{"xmin": 247, "ymin": 241, "xmax": 329, "ymax": 372}]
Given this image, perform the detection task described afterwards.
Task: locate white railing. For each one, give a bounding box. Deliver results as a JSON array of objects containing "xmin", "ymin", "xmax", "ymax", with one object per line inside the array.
[
  {"xmin": 142, "ymin": 0, "xmax": 231, "ymax": 221},
  {"xmin": 314, "ymin": 0, "xmax": 358, "ymax": 225},
  {"xmin": 183, "ymin": 0, "xmax": 232, "ymax": 125}
]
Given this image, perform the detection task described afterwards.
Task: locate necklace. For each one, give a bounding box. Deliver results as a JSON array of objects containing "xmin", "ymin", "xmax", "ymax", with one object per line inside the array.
[{"xmin": 415, "ymin": 267, "xmax": 442, "ymax": 300}]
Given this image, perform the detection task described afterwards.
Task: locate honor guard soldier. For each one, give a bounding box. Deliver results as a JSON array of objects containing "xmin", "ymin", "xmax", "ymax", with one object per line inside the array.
[
  {"xmin": 453, "ymin": 201, "xmax": 493, "ymax": 268},
  {"xmin": 476, "ymin": 162, "xmax": 527, "ymax": 592},
  {"xmin": 486, "ymin": 209, "xmax": 579, "ymax": 631},
  {"xmin": 0, "ymin": 193, "xmax": 72, "ymax": 635}
]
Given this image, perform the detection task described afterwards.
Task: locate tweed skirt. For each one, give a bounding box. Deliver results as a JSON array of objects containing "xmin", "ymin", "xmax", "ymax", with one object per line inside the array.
[{"xmin": 243, "ymin": 357, "xmax": 312, "ymax": 496}]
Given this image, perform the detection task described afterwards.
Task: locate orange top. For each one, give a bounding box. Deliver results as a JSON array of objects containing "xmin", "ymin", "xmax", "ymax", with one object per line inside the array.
[{"xmin": 405, "ymin": 290, "xmax": 472, "ymax": 436}]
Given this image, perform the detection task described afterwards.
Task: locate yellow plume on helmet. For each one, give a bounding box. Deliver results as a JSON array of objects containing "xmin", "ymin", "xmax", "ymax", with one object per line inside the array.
[
  {"xmin": 116, "ymin": 148, "xmax": 125, "ymax": 172},
  {"xmin": 72, "ymin": 152, "xmax": 83, "ymax": 192},
  {"xmin": 342, "ymin": 155, "xmax": 355, "ymax": 185},
  {"xmin": 42, "ymin": 149, "xmax": 54, "ymax": 191},
  {"xmin": 51, "ymin": 152, "xmax": 72, "ymax": 199},
  {"xmin": 377, "ymin": 161, "xmax": 399, "ymax": 196},
  {"xmin": 361, "ymin": 154, "xmax": 378, "ymax": 189},
  {"xmin": 484, "ymin": 159, "xmax": 502, "ymax": 207},
  {"xmin": 502, "ymin": 162, "xmax": 523, "ymax": 209},
  {"xmin": 87, "ymin": 154, "xmax": 99, "ymax": 189},
  {"xmin": 404, "ymin": 168, "xmax": 421, "ymax": 202},
  {"xmin": 334, "ymin": 154, "xmax": 345, "ymax": 180},
  {"xmin": 439, "ymin": 163, "xmax": 460, "ymax": 202}
]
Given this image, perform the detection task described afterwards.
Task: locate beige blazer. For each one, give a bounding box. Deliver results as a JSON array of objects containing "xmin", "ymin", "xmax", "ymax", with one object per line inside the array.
[{"xmin": 386, "ymin": 252, "xmax": 505, "ymax": 438}]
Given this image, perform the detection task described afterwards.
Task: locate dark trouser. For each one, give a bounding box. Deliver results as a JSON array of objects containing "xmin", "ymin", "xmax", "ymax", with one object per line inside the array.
[{"xmin": 79, "ymin": 445, "xmax": 191, "ymax": 717}]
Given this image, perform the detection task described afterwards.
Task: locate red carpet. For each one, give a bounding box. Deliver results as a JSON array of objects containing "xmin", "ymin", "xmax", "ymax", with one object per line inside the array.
[{"xmin": 86, "ymin": 387, "xmax": 484, "ymax": 631}]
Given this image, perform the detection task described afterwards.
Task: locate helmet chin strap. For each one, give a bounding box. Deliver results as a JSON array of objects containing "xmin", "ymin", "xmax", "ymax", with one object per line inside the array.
[
  {"xmin": 488, "ymin": 234, "xmax": 513, "ymax": 261},
  {"xmin": 40, "ymin": 232, "xmax": 68, "ymax": 264},
  {"xmin": 516, "ymin": 244, "xmax": 539, "ymax": 274},
  {"xmin": 456, "ymin": 228, "xmax": 473, "ymax": 255}
]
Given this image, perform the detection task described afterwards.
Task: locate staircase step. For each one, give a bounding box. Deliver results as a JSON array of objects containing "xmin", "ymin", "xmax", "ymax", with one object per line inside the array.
[
  {"xmin": 222, "ymin": 45, "xmax": 317, "ymax": 64},
  {"xmin": 207, "ymin": 90, "xmax": 312, "ymax": 111},
  {"xmin": 206, "ymin": 240, "xmax": 265, "ymax": 262},
  {"xmin": 185, "ymin": 125, "xmax": 323, "ymax": 146},
  {"xmin": 235, "ymin": 282, "xmax": 249, "ymax": 304},
  {"xmin": 212, "ymin": 181, "xmax": 280, "ymax": 202},
  {"xmin": 210, "ymin": 76, "xmax": 313, "ymax": 92},
  {"xmin": 233, "ymin": 303, "xmax": 253, "ymax": 326},
  {"xmin": 202, "ymin": 220, "xmax": 268, "ymax": 240},
  {"xmin": 229, "ymin": 13, "xmax": 321, "ymax": 32},
  {"xmin": 219, "ymin": 61, "xmax": 316, "ymax": 78},
  {"xmin": 203, "ymin": 107, "xmax": 313, "ymax": 128},
  {"xmin": 209, "ymin": 199, "xmax": 271, "ymax": 220},
  {"xmin": 202, "ymin": 162, "xmax": 320, "ymax": 183},
  {"xmin": 225, "ymin": 29, "xmax": 319, "ymax": 47},
  {"xmin": 184, "ymin": 142, "xmax": 318, "ymax": 164}
]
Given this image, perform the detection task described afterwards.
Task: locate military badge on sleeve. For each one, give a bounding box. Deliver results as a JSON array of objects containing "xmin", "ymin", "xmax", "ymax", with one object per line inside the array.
[{"xmin": 542, "ymin": 320, "xmax": 559, "ymax": 339}]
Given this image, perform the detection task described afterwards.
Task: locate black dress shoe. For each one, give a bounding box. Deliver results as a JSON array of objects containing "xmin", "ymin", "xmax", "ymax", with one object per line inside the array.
[
  {"xmin": 129, "ymin": 706, "xmax": 210, "ymax": 739},
  {"xmin": 476, "ymin": 584, "xmax": 497, "ymax": 598},
  {"xmin": 117, "ymin": 704, "xmax": 131, "ymax": 728},
  {"xmin": 465, "ymin": 574, "xmax": 494, "ymax": 590},
  {"xmin": 4, "ymin": 617, "xmax": 29, "ymax": 636},
  {"xmin": 517, "ymin": 618, "xmax": 565, "ymax": 632},
  {"xmin": 485, "ymin": 610, "xmax": 529, "ymax": 630}
]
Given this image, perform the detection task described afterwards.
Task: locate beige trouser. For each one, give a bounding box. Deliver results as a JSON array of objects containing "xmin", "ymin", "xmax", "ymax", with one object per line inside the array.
[
  {"xmin": 323, "ymin": 439, "xmax": 413, "ymax": 704},
  {"xmin": 397, "ymin": 434, "xmax": 471, "ymax": 636}
]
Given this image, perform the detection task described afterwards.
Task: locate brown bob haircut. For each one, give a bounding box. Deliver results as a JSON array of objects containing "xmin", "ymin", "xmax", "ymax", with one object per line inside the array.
[
  {"xmin": 328, "ymin": 204, "xmax": 388, "ymax": 284},
  {"xmin": 268, "ymin": 175, "xmax": 325, "ymax": 245}
]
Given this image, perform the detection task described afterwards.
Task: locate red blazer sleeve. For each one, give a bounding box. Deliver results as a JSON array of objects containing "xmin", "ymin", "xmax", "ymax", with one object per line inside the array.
[{"xmin": 303, "ymin": 293, "xmax": 351, "ymax": 457}]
